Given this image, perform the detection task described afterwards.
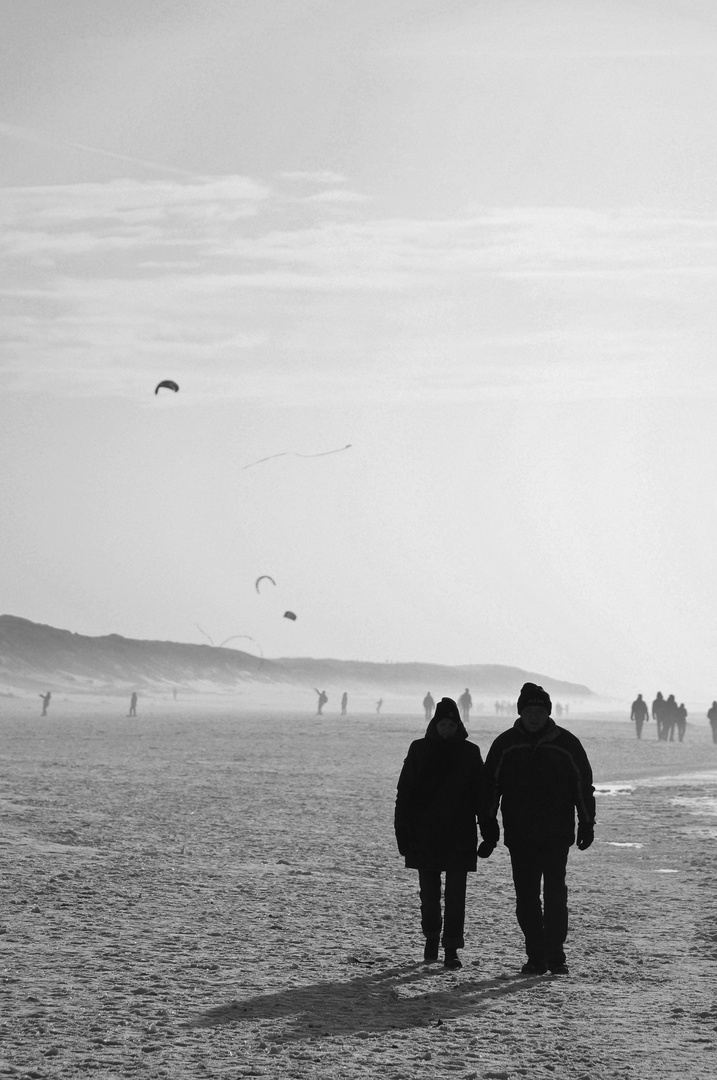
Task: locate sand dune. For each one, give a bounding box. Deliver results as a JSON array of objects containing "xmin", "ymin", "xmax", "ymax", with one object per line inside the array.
[{"xmin": 1, "ymin": 705, "xmax": 715, "ymax": 1078}]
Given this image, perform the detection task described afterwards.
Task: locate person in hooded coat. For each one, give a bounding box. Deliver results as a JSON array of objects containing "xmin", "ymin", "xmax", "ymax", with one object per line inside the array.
[
  {"xmin": 394, "ymin": 697, "xmax": 484, "ymax": 970},
  {"xmin": 478, "ymin": 682, "xmax": 595, "ymax": 976}
]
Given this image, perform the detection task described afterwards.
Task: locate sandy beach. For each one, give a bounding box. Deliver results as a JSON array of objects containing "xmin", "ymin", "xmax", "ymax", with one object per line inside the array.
[{"xmin": 1, "ymin": 703, "xmax": 716, "ymax": 1079}]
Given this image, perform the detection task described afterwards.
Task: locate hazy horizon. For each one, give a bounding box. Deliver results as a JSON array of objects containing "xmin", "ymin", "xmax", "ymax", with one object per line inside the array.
[{"xmin": 3, "ymin": 2, "xmax": 717, "ymax": 700}]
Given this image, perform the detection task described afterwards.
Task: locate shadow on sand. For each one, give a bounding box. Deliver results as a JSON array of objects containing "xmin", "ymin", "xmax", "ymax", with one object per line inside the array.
[{"xmin": 193, "ymin": 961, "xmax": 543, "ymax": 1040}]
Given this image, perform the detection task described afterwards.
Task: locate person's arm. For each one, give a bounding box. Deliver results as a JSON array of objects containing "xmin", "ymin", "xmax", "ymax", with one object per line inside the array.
[
  {"xmin": 477, "ymin": 745, "xmax": 501, "ymax": 856},
  {"xmin": 394, "ymin": 745, "xmax": 418, "ymax": 854},
  {"xmin": 571, "ymin": 738, "xmax": 596, "ymax": 850}
]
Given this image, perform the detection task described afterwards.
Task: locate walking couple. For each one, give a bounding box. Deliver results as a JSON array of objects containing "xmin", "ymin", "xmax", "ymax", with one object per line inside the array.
[{"xmin": 394, "ymin": 684, "xmax": 596, "ymax": 975}]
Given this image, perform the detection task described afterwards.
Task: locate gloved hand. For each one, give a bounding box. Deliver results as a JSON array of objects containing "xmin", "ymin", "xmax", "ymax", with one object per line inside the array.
[
  {"xmin": 477, "ymin": 840, "xmax": 495, "ymax": 859},
  {"xmin": 479, "ymin": 819, "xmax": 500, "ymax": 846},
  {"xmin": 576, "ymin": 823, "xmax": 594, "ymax": 850}
]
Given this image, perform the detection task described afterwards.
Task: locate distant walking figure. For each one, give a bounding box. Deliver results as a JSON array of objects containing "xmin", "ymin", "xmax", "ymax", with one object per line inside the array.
[
  {"xmin": 376, "ymin": 698, "xmax": 383, "ymax": 715},
  {"xmin": 39, "ymin": 692, "xmax": 51, "ymax": 717},
  {"xmin": 708, "ymin": 702, "xmax": 717, "ymax": 744},
  {"xmin": 630, "ymin": 694, "xmax": 649, "ymax": 739},
  {"xmin": 395, "ymin": 697, "xmax": 484, "ymax": 970},
  {"xmin": 315, "ymin": 689, "xmax": 328, "ymax": 716},
  {"xmin": 340, "ymin": 691, "xmax": 348, "ymax": 717},
  {"xmin": 676, "ymin": 703, "xmax": 687, "ymax": 742},
  {"xmin": 479, "ymin": 683, "xmax": 596, "ymax": 976},
  {"xmin": 422, "ymin": 692, "xmax": 435, "ymax": 722},
  {"xmin": 458, "ymin": 688, "xmax": 473, "ymax": 724},
  {"xmin": 128, "ymin": 692, "xmax": 138, "ymax": 717},
  {"xmin": 652, "ymin": 692, "xmax": 666, "ymax": 740},
  {"xmin": 665, "ymin": 694, "xmax": 678, "ymax": 742}
]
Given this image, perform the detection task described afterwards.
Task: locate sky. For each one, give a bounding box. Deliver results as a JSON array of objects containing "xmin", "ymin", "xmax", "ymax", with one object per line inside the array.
[{"xmin": 3, "ymin": 0, "xmax": 717, "ymax": 700}]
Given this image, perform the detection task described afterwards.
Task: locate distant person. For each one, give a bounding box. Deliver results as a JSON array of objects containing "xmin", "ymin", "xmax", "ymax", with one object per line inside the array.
[
  {"xmin": 340, "ymin": 691, "xmax": 348, "ymax": 717},
  {"xmin": 458, "ymin": 688, "xmax": 473, "ymax": 725},
  {"xmin": 423, "ymin": 692, "xmax": 435, "ymax": 722},
  {"xmin": 376, "ymin": 698, "xmax": 383, "ymax": 715},
  {"xmin": 479, "ymin": 683, "xmax": 596, "ymax": 976},
  {"xmin": 677, "ymin": 702, "xmax": 687, "ymax": 742},
  {"xmin": 39, "ymin": 691, "xmax": 51, "ymax": 717},
  {"xmin": 630, "ymin": 694, "xmax": 649, "ymax": 739},
  {"xmin": 707, "ymin": 702, "xmax": 717, "ymax": 744},
  {"xmin": 665, "ymin": 694, "xmax": 678, "ymax": 742},
  {"xmin": 395, "ymin": 696, "xmax": 484, "ymax": 970},
  {"xmin": 315, "ymin": 689, "xmax": 328, "ymax": 716},
  {"xmin": 555, "ymin": 702, "xmax": 563, "ymax": 720},
  {"xmin": 652, "ymin": 692, "xmax": 666, "ymax": 740},
  {"xmin": 128, "ymin": 692, "xmax": 138, "ymax": 717}
]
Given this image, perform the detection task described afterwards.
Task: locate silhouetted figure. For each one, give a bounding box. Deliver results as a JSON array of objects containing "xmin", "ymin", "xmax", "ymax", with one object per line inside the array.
[
  {"xmin": 479, "ymin": 683, "xmax": 595, "ymax": 976},
  {"xmin": 555, "ymin": 702, "xmax": 563, "ymax": 720},
  {"xmin": 677, "ymin": 702, "xmax": 687, "ymax": 742},
  {"xmin": 652, "ymin": 692, "xmax": 666, "ymax": 740},
  {"xmin": 630, "ymin": 694, "xmax": 649, "ymax": 739},
  {"xmin": 423, "ymin": 692, "xmax": 435, "ymax": 722},
  {"xmin": 665, "ymin": 694, "xmax": 678, "ymax": 742},
  {"xmin": 395, "ymin": 697, "xmax": 484, "ymax": 970},
  {"xmin": 376, "ymin": 698, "xmax": 383, "ymax": 715},
  {"xmin": 315, "ymin": 689, "xmax": 328, "ymax": 716},
  {"xmin": 458, "ymin": 688, "xmax": 473, "ymax": 724},
  {"xmin": 39, "ymin": 692, "xmax": 51, "ymax": 717},
  {"xmin": 128, "ymin": 692, "xmax": 138, "ymax": 717},
  {"xmin": 707, "ymin": 702, "xmax": 717, "ymax": 744},
  {"xmin": 340, "ymin": 691, "xmax": 348, "ymax": 717}
]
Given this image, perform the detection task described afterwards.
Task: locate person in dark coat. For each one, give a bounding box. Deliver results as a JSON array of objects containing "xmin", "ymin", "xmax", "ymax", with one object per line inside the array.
[
  {"xmin": 479, "ymin": 683, "xmax": 595, "ymax": 976},
  {"xmin": 394, "ymin": 696, "xmax": 484, "ymax": 970},
  {"xmin": 708, "ymin": 701, "xmax": 717, "ymax": 744}
]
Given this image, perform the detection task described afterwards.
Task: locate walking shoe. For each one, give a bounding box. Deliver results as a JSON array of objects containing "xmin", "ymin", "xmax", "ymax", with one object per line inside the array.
[
  {"xmin": 549, "ymin": 963, "xmax": 569, "ymax": 975},
  {"xmin": 444, "ymin": 948, "xmax": 462, "ymax": 970},
  {"xmin": 423, "ymin": 939, "xmax": 440, "ymax": 963},
  {"xmin": 521, "ymin": 961, "xmax": 548, "ymax": 975}
]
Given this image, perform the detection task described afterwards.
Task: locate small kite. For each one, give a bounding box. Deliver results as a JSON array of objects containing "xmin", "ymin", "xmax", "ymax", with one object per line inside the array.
[
  {"xmin": 283, "ymin": 611, "xmax": 297, "ymax": 621},
  {"xmin": 242, "ymin": 444, "xmax": 352, "ymax": 470},
  {"xmin": 255, "ymin": 575, "xmax": 276, "ymax": 593},
  {"xmin": 155, "ymin": 380, "xmax": 179, "ymax": 395},
  {"xmin": 195, "ymin": 624, "xmax": 264, "ymax": 656},
  {"xmin": 217, "ymin": 634, "xmax": 264, "ymax": 655}
]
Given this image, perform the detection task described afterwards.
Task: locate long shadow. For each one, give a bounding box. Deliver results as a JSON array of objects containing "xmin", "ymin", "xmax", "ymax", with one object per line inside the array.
[{"xmin": 193, "ymin": 962, "xmax": 544, "ymax": 1040}]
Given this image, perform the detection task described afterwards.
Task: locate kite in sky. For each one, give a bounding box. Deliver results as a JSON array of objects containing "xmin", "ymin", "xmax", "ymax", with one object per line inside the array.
[
  {"xmin": 195, "ymin": 624, "xmax": 263, "ymax": 654},
  {"xmin": 155, "ymin": 380, "xmax": 179, "ymax": 394},
  {"xmin": 283, "ymin": 611, "xmax": 297, "ymax": 621},
  {"xmin": 242, "ymin": 444, "xmax": 352, "ymax": 470},
  {"xmin": 255, "ymin": 575, "xmax": 276, "ymax": 593}
]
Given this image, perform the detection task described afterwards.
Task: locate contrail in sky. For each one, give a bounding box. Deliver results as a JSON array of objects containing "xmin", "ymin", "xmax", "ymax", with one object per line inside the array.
[{"xmin": 0, "ymin": 120, "xmax": 198, "ymax": 179}]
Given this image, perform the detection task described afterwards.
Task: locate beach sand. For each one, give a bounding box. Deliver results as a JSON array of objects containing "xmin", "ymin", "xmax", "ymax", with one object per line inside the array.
[{"xmin": 1, "ymin": 704, "xmax": 716, "ymax": 1079}]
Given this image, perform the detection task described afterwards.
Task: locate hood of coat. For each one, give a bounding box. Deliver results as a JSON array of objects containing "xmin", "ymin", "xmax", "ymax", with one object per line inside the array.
[{"xmin": 425, "ymin": 708, "xmax": 470, "ymax": 743}]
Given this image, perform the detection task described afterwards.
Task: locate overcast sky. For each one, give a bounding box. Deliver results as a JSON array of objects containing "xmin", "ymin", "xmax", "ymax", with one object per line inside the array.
[{"xmin": 3, "ymin": 0, "xmax": 717, "ymax": 700}]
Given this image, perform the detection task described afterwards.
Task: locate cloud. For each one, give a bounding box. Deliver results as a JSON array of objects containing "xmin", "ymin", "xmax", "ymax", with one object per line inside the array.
[{"xmin": 3, "ymin": 173, "xmax": 717, "ymax": 403}]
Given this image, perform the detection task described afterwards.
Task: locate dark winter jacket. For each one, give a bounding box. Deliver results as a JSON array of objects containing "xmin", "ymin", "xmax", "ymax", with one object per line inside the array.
[
  {"xmin": 394, "ymin": 716, "xmax": 484, "ymax": 872},
  {"xmin": 480, "ymin": 718, "xmax": 595, "ymax": 849}
]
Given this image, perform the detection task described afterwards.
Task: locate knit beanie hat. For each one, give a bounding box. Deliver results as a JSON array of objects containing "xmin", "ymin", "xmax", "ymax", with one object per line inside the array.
[
  {"xmin": 434, "ymin": 697, "xmax": 461, "ymax": 723},
  {"xmin": 517, "ymin": 682, "xmax": 552, "ymax": 715}
]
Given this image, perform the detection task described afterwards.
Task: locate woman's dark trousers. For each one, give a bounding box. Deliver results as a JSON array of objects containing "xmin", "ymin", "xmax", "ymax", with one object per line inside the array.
[
  {"xmin": 418, "ymin": 870, "xmax": 467, "ymax": 949},
  {"xmin": 509, "ymin": 845, "xmax": 569, "ymax": 968}
]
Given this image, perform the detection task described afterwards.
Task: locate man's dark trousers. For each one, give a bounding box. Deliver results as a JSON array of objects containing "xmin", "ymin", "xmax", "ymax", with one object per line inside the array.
[{"xmin": 509, "ymin": 844, "xmax": 570, "ymax": 968}]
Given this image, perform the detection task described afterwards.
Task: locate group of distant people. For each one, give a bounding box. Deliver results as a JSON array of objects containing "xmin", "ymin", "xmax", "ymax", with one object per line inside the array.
[
  {"xmin": 315, "ymin": 689, "xmax": 382, "ymax": 716},
  {"xmin": 632, "ymin": 692, "xmax": 717, "ymax": 743},
  {"xmin": 630, "ymin": 693, "xmax": 688, "ymax": 741},
  {"xmin": 396, "ymin": 683, "xmax": 595, "ymax": 974},
  {"xmin": 494, "ymin": 698, "xmax": 569, "ymax": 719}
]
